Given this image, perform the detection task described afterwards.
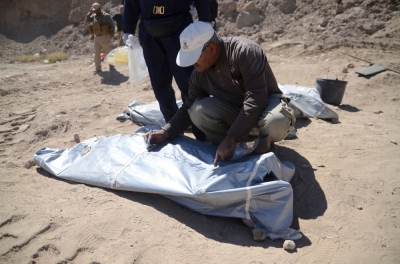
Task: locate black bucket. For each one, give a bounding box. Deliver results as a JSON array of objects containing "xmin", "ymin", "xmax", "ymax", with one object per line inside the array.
[{"xmin": 315, "ymin": 78, "xmax": 347, "ymax": 105}]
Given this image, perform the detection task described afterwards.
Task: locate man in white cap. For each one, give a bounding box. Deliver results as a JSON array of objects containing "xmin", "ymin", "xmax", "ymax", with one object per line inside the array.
[
  {"xmin": 85, "ymin": 2, "xmax": 115, "ymax": 73},
  {"xmin": 147, "ymin": 21, "xmax": 295, "ymax": 166}
]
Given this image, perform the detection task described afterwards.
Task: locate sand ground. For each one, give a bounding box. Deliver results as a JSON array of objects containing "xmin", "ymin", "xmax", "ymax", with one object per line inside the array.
[{"xmin": 0, "ymin": 39, "xmax": 400, "ymax": 263}]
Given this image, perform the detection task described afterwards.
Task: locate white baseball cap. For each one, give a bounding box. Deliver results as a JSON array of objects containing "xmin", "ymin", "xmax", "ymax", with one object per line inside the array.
[{"xmin": 176, "ymin": 22, "xmax": 215, "ymax": 67}]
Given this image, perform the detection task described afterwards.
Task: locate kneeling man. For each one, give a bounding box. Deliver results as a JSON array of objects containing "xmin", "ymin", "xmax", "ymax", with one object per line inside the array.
[{"xmin": 147, "ymin": 22, "xmax": 295, "ymax": 167}]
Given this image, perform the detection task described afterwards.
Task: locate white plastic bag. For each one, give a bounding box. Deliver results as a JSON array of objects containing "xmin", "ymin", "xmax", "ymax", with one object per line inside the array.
[
  {"xmin": 126, "ymin": 35, "xmax": 149, "ymax": 86},
  {"xmin": 104, "ymin": 46, "xmax": 129, "ymax": 65}
]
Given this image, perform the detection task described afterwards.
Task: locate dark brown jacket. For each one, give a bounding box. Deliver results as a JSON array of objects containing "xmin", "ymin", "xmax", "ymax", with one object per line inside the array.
[{"xmin": 164, "ymin": 37, "xmax": 281, "ymax": 142}]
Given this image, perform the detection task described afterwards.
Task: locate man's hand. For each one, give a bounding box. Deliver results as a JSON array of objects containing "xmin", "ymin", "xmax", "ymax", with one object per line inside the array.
[
  {"xmin": 124, "ymin": 34, "xmax": 137, "ymax": 47},
  {"xmin": 144, "ymin": 129, "xmax": 169, "ymax": 146},
  {"xmin": 214, "ymin": 135, "xmax": 237, "ymax": 167},
  {"xmin": 122, "ymin": 33, "xmax": 130, "ymax": 44}
]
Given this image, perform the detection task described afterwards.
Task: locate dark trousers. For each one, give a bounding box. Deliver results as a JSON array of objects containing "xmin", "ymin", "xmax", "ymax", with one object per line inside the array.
[{"xmin": 138, "ymin": 14, "xmax": 205, "ymax": 140}]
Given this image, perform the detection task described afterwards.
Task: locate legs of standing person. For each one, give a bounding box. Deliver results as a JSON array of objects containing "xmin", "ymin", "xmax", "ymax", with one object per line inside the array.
[
  {"xmin": 117, "ymin": 31, "xmax": 124, "ymax": 46},
  {"xmin": 140, "ymin": 28, "xmax": 178, "ymax": 122},
  {"xmin": 254, "ymin": 94, "xmax": 296, "ymax": 153},
  {"xmin": 188, "ymin": 97, "xmax": 240, "ymax": 144},
  {"xmin": 163, "ymin": 14, "xmax": 207, "ymax": 140},
  {"xmin": 94, "ymin": 36, "xmax": 102, "ymax": 71},
  {"xmin": 165, "ymin": 39, "xmax": 207, "ymax": 140},
  {"xmin": 98, "ymin": 35, "xmax": 114, "ymax": 70},
  {"xmin": 102, "ymin": 35, "xmax": 112, "ymax": 56},
  {"xmin": 95, "ymin": 35, "xmax": 113, "ymax": 71}
]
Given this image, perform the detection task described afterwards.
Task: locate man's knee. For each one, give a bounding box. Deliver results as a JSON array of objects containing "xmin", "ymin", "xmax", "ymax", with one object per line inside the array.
[
  {"xmin": 254, "ymin": 97, "xmax": 295, "ymax": 153},
  {"xmin": 188, "ymin": 97, "xmax": 229, "ymax": 126},
  {"xmin": 188, "ymin": 98, "xmax": 212, "ymax": 127},
  {"xmin": 188, "ymin": 98, "xmax": 232, "ymax": 144},
  {"xmin": 260, "ymin": 115, "xmax": 292, "ymax": 142}
]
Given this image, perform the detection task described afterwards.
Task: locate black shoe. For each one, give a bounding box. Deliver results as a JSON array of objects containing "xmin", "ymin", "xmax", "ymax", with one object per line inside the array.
[{"xmin": 192, "ymin": 125, "xmax": 207, "ymax": 141}]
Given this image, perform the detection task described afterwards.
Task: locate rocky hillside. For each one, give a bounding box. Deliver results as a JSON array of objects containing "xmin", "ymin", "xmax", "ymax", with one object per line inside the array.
[
  {"xmin": 0, "ymin": 0, "xmax": 120, "ymax": 42},
  {"xmin": 0, "ymin": 0, "xmax": 399, "ymax": 60}
]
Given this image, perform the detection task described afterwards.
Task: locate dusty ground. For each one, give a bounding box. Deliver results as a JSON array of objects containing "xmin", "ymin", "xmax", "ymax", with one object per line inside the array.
[
  {"xmin": 1, "ymin": 33, "xmax": 399, "ymax": 263},
  {"xmin": 1, "ymin": 1, "xmax": 400, "ymax": 262}
]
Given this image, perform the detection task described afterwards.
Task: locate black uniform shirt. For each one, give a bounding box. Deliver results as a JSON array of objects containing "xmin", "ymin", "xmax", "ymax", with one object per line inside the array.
[
  {"xmin": 112, "ymin": 13, "xmax": 123, "ymax": 32},
  {"xmin": 123, "ymin": 0, "xmax": 210, "ymax": 34}
]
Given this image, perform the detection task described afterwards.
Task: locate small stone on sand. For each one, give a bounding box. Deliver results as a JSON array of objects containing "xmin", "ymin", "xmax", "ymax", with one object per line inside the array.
[
  {"xmin": 283, "ymin": 240, "xmax": 296, "ymax": 250},
  {"xmin": 251, "ymin": 228, "xmax": 267, "ymax": 241},
  {"xmin": 25, "ymin": 159, "xmax": 36, "ymax": 169}
]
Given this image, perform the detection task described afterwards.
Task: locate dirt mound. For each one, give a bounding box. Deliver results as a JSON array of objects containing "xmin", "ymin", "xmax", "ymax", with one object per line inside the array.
[{"xmin": 1, "ymin": 0, "xmax": 399, "ymax": 61}]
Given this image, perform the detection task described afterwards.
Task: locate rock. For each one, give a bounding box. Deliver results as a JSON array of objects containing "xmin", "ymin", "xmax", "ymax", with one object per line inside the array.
[
  {"xmin": 270, "ymin": 0, "xmax": 297, "ymax": 14},
  {"xmin": 390, "ymin": 140, "xmax": 398, "ymax": 145},
  {"xmin": 342, "ymin": 0, "xmax": 362, "ymax": 10},
  {"xmin": 69, "ymin": 2, "xmax": 95, "ymax": 24},
  {"xmin": 283, "ymin": 240, "xmax": 296, "ymax": 250},
  {"xmin": 373, "ymin": 110, "xmax": 383, "ymax": 114},
  {"xmin": 342, "ymin": 67, "xmax": 349, "ymax": 73},
  {"xmin": 319, "ymin": 18, "xmax": 329, "ymax": 27},
  {"xmin": 347, "ymin": 63, "xmax": 354, "ymax": 68},
  {"xmin": 252, "ymin": 228, "xmax": 267, "ymax": 241},
  {"xmin": 243, "ymin": 2, "xmax": 257, "ymax": 11},
  {"xmin": 74, "ymin": 134, "xmax": 80, "ymax": 143},
  {"xmin": 336, "ymin": 4, "xmax": 344, "ymax": 14},
  {"xmin": 358, "ymin": 20, "xmax": 385, "ymax": 35},
  {"xmin": 220, "ymin": 1, "xmax": 237, "ymax": 14},
  {"xmin": 331, "ymin": 118, "xmax": 339, "ymax": 124},
  {"xmin": 236, "ymin": 10, "xmax": 264, "ymax": 28},
  {"xmin": 273, "ymin": 27, "xmax": 285, "ymax": 34},
  {"xmin": 242, "ymin": 218, "xmax": 254, "ymax": 228},
  {"xmin": 25, "ymin": 159, "xmax": 36, "ymax": 169},
  {"xmin": 255, "ymin": 0, "xmax": 270, "ymax": 9},
  {"xmin": 357, "ymin": 205, "xmax": 363, "ymax": 210}
]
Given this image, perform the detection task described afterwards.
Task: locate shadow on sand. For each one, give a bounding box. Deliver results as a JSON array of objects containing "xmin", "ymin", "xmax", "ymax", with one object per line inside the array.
[{"xmin": 96, "ymin": 68, "xmax": 129, "ymax": 85}]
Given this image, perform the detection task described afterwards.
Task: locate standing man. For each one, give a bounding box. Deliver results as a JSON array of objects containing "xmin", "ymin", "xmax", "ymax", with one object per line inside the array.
[
  {"xmin": 210, "ymin": 0, "xmax": 218, "ymax": 30},
  {"xmin": 85, "ymin": 3, "xmax": 115, "ymax": 73},
  {"xmin": 147, "ymin": 22, "xmax": 296, "ymax": 166},
  {"xmin": 112, "ymin": 5, "xmax": 125, "ymax": 46},
  {"xmin": 123, "ymin": 0, "xmax": 210, "ymax": 140}
]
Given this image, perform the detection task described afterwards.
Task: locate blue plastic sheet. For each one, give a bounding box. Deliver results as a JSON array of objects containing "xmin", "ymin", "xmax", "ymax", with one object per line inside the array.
[{"xmin": 34, "ymin": 129, "xmax": 297, "ymax": 237}]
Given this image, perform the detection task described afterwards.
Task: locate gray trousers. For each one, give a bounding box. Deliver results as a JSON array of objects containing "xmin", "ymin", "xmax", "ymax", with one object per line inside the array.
[{"xmin": 188, "ymin": 94, "xmax": 296, "ymax": 153}]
